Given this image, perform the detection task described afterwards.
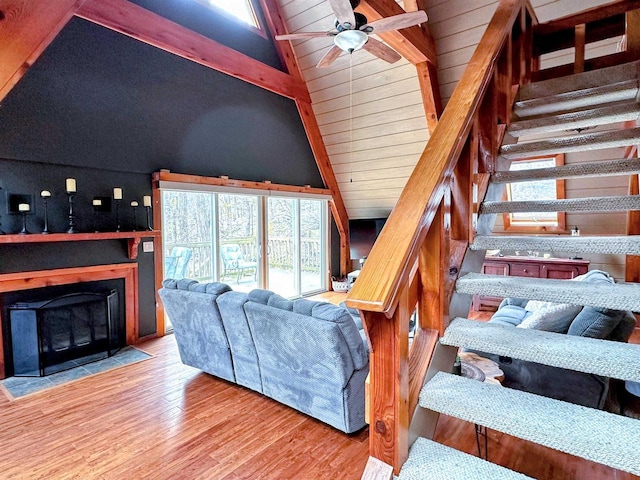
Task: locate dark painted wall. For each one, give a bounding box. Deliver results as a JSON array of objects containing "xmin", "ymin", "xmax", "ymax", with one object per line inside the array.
[
  {"xmin": 128, "ymin": 0, "xmax": 283, "ymax": 69},
  {"xmin": 0, "ymin": 1, "xmax": 329, "ymax": 339}
]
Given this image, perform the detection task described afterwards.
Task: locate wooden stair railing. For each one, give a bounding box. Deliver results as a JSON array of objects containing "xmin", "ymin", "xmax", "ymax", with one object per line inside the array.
[
  {"xmin": 346, "ymin": 0, "xmax": 537, "ymax": 473},
  {"xmin": 349, "ymin": 0, "xmax": 640, "ymax": 475}
]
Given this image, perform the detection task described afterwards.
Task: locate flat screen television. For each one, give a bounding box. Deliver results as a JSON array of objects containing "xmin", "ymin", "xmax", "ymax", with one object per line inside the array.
[{"xmin": 349, "ymin": 218, "xmax": 387, "ymax": 260}]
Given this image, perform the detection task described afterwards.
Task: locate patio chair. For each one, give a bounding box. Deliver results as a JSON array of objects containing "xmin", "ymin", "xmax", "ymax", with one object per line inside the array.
[
  {"xmin": 164, "ymin": 247, "xmax": 192, "ymax": 280},
  {"xmin": 220, "ymin": 244, "xmax": 257, "ymax": 284}
]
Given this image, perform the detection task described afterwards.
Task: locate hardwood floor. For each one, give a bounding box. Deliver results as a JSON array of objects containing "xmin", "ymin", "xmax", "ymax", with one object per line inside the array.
[
  {"xmin": 0, "ymin": 335, "xmax": 368, "ymax": 479},
  {"xmin": 0, "ymin": 331, "xmax": 637, "ymax": 479}
]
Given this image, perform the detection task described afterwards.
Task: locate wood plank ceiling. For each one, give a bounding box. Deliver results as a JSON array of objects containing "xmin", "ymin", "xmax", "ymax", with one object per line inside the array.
[{"xmin": 274, "ymin": 0, "xmax": 621, "ymax": 219}]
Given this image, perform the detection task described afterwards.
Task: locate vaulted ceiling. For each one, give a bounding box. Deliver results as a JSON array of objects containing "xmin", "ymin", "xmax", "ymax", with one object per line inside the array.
[{"xmin": 273, "ymin": 0, "xmax": 621, "ymax": 218}]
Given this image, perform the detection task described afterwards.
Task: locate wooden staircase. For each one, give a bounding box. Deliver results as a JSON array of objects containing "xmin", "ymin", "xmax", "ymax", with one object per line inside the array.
[
  {"xmin": 398, "ymin": 61, "xmax": 640, "ymax": 479},
  {"xmin": 348, "ymin": 1, "xmax": 640, "ymax": 478}
]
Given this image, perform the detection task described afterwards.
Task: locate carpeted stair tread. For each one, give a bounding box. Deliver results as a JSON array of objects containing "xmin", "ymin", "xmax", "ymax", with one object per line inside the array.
[
  {"xmin": 470, "ymin": 235, "xmax": 640, "ymax": 255},
  {"xmin": 516, "ymin": 61, "xmax": 638, "ymax": 102},
  {"xmin": 514, "ymin": 80, "xmax": 639, "ymax": 118},
  {"xmin": 509, "ymin": 102, "xmax": 640, "ymax": 137},
  {"xmin": 419, "ymin": 372, "xmax": 640, "ymax": 476},
  {"xmin": 499, "ymin": 127, "xmax": 640, "ymax": 159},
  {"xmin": 491, "ymin": 157, "xmax": 640, "ymax": 183},
  {"xmin": 455, "ymin": 273, "xmax": 640, "ymax": 312},
  {"xmin": 397, "ymin": 437, "xmax": 533, "ymax": 480},
  {"xmin": 442, "ymin": 318, "xmax": 640, "ymax": 382},
  {"xmin": 480, "ymin": 195, "xmax": 640, "ymax": 214}
]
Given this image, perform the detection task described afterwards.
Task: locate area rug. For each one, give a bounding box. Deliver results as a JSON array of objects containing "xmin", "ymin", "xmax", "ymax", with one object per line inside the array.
[{"xmin": 0, "ymin": 346, "xmax": 152, "ymax": 400}]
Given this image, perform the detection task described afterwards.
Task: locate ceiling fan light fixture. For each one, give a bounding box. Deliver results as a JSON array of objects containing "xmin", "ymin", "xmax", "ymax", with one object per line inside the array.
[{"xmin": 334, "ymin": 30, "xmax": 368, "ymax": 53}]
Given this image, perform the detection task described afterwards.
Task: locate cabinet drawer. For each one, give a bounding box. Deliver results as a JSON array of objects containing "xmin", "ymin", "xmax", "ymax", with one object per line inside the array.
[{"xmin": 510, "ymin": 263, "xmax": 540, "ymax": 277}]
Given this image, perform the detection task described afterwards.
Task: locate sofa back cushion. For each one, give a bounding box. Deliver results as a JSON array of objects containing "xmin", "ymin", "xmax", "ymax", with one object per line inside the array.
[
  {"xmin": 243, "ymin": 299, "xmax": 368, "ymax": 431},
  {"xmin": 215, "ymin": 291, "xmax": 263, "ymax": 392},
  {"xmin": 247, "ymin": 290, "xmax": 368, "ymax": 370},
  {"xmin": 158, "ymin": 279, "xmax": 235, "ymax": 382}
]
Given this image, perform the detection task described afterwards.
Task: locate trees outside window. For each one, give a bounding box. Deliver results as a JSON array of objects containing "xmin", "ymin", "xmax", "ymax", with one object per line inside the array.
[{"xmin": 503, "ymin": 154, "xmax": 566, "ymax": 233}]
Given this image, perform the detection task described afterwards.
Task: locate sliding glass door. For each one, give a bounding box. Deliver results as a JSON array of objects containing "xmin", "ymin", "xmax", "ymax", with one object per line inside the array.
[
  {"xmin": 267, "ymin": 198, "xmax": 297, "ymax": 297},
  {"xmin": 218, "ymin": 194, "xmax": 260, "ymax": 292},
  {"xmin": 161, "ymin": 189, "xmax": 327, "ymax": 303}
]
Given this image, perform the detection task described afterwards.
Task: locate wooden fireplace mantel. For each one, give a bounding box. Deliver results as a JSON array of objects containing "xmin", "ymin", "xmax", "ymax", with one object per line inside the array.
[
  {"xmin": 0, "ymin": 263, "xmax": 139, "ymax": 379},
  {"xmin": 0, "ymin": 231, "xmax": 160, "ymax": 259}
]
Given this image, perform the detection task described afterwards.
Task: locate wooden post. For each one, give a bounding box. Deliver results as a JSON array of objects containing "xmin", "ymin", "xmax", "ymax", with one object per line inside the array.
[
  {"xmin": 626, "ymin": 9, "xmax": 640, "ymax": 61},
  {"xmin": 362, "ymin": 304, "xmax": 410, "ymax": 474},
  {"xmin": 627, "ymin": 172, "xmax": 640, "ymax": 283},
  {"xmin": 152, "ymin": 174, "xmax": 165, "ymax": 336},
  {"xmin": 574, "ymin": 24, "xmax": 586, "ymax": 73},
  {"xmin": 416, "ymin": 61, "xmax": 443, "ymax": 134}
]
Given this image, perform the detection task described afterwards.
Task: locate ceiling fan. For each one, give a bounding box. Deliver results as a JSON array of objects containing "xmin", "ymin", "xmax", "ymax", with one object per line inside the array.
[{"xmin": 274, "ymin": 0, "xmax": 428, "ymax": 68}]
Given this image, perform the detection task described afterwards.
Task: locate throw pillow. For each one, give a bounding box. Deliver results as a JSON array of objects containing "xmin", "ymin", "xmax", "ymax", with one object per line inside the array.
[
  {"xmin": 567, "ymin": 306, "xmax": 624, "ymax": 339},
  {"xmin": 517, "ymin": 302, "xmax": 583, "ymax": 332}
]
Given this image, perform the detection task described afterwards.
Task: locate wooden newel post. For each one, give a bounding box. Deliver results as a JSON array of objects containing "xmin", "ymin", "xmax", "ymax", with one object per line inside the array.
[{"xmin": 362, "ymin": 304, "xmax": 410, "ymax": 473}]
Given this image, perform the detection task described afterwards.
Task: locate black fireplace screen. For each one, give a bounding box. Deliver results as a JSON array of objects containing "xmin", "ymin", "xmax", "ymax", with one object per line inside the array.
[{"xmin": 8, "ymin": 290, "xmax": 120, "ymax": 377}]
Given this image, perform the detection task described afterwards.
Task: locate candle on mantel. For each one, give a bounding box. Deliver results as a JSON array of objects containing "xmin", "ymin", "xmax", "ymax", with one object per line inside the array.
[
  {"xmin": 40, "ymin": 190, "xmax": 51, "ymax": 198},
  {"xmin": 65, "ymin": 178, "xmax": 76, "ymax": 193},
  {"xmin": 130, "ymin": 201, "xmax": 139, "ymax": 207},
  {"xmin": 92, "ymin": 199, "xmax": 102, "ymax": 207},
  {"xmin": 18, "ymin": 203, "xmax": 30, "ymax": 212},
  {"xmin": 143, "ymin": 195, "xmax": 151, "ymax": 207},
  {"xmin": 113, "ymin": 188, "xmax": 123, "ymax": 200}
]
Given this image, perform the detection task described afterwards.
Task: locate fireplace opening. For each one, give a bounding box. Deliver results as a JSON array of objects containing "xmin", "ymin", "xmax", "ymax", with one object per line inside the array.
[{"xmin": 6, "ymin": 288, "xmax": 123, "ymax": 377}]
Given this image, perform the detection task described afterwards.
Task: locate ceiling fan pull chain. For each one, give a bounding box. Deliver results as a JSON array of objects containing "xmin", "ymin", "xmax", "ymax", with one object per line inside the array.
[{"xmin": 349, "ymin": 53, "xmax": 354, "ymax": 183}]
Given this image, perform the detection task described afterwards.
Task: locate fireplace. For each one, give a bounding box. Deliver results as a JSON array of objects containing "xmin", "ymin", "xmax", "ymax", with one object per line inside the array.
[
  {"xmin": 0, "ymin": 263, "xmax": 139, "ymax": 379},
  {"xmin": 8, "ymin": 290, "xmax": 121, "ymax": 376}
]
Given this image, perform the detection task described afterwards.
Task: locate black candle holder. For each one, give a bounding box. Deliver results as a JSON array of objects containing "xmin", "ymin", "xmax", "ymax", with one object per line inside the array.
[
  {"xmin": 131, "ymin": 204, "xmax": 138, "ymax": 231},
  {"xmin": 0, "ymin": 181, "xmax": 4, "ymax": 235},
  {"xmin": 93, "ymin": 208, "xmax": 100, "ymax": 233},
  {"xmin": 67, "ymin": 193, "xmax": 77, "ymax": 234},
  {"xmin": 145, "ymin": 205, "xmax": 153, "ymax": 231},
  {"xmin": 115, "ymin": 199, "xmax": 121, "ymax": 232},
  {"xmin": 42, "ymin": 197, "xmax": 50, "ymax": 234},
  {"xmin": 19, "ymin": 211, "xmax": 29, "ymax": 235}
]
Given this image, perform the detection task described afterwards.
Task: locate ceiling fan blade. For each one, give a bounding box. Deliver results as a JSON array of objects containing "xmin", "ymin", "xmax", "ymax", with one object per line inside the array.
[
  {"xmin": 317, "ymin": 45, "xmax": 343, "ymax": 68},
  {"xmin": 275, "ymin": 32, "xmax": 334, "ymax": 40},
  {"xmin": 362, "ymin": 37, "xmax": 401, "ymax": 64},
  {"xmin": 362, "ymin": 11, "xmax": 428, "ymax": 34},
  {"xmin": 328, "ymin": 0, "xmax": 356, "ymax": 27}
]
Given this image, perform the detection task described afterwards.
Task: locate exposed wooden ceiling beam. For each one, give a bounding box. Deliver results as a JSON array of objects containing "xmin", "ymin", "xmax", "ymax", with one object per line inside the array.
[
  {"xmin": 75, "ymin": 0, "xmax": 310, "ymax": 102},
  {"xmin": 358, "ymin": 0, "xmax": 437, "ymax": 66},
  {"xmin": 259, "ymin": 0, "xmax": 351, "ymax": 276},
  {"xmin": 360, "ymin": 0, "xmax": 442, "ymax": 132},
  {"xmin": 0, "ymin": 0, "xmax": 84, "ymax": 102},
  {"xmin": 416, "ymin": 61, "xmax": 442, "ymax": 134}
]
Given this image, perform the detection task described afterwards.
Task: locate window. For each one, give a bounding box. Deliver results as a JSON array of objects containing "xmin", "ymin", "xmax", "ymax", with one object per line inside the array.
[
  {"xmin": 161, "ymin": 189, "xmax": 328, "ymax": 298},
  {"xmin": 197, "ymin": 0, "xmax": 259, "ymax": 29},
  {"xmin": 503, "ymin": 154, "xmax": 566, "ymax": 232}
]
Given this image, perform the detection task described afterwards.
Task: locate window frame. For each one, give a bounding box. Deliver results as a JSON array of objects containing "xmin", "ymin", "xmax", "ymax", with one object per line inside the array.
[
  {"xmin": 193, "ymin": 0, "xmax": 266, "ymax": 38},
  {"xmin": 502, "ymin": 153, "xmax": 567, "ymax": 233}
]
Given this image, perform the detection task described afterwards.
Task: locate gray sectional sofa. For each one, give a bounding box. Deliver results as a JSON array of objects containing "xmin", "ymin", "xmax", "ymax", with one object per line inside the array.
[
  {"xmin": 474, "ymin": 270, "xmax": 636, "ymax": 409},
  {"xmin": 158, "ymin": 278, "xmax": 369, "ymax": 433}
]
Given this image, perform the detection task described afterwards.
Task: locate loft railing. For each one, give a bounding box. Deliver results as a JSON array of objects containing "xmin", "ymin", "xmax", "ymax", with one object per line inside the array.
[
  {"xmin": 347, "ymin": 0, "xmax": 640, "ymax": 474},
  {"xmin": 532, "ymin": 0, "xmax": 640, "ymax": 80}
]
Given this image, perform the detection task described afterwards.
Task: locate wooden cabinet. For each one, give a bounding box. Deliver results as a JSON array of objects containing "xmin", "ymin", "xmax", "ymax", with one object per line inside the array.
[{"xmin": 472, "ymin": 255, "xmax": 590, "ymax": 311}]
